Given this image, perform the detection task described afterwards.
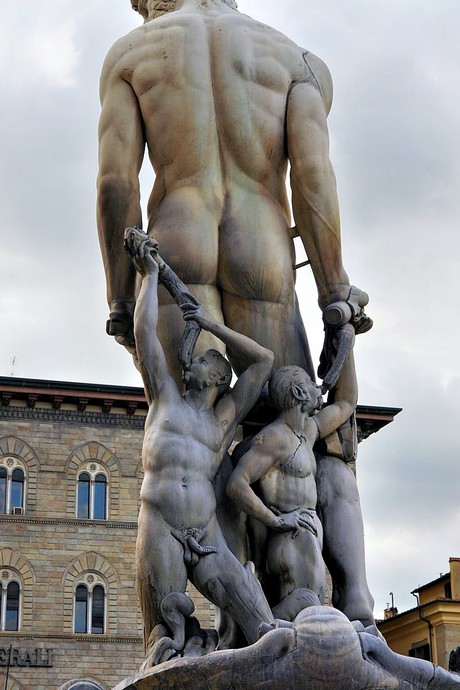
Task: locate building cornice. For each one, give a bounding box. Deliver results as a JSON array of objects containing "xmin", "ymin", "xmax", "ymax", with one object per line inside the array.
[
  {"xmin": 0, "ymin": 406, "xmax": 146, "ymax": 428},
  {"xmin": 0, "ymin": 632, "xmax": 143, "ymax": 644},
  {"xmin": 0, "ymin": 376, "xmax": 147, "ymax": 417},
  {"xmin": 378, "ymin": 599, "xmax": 460, "ymax": 633},
  {"xmin": 0, "ymin": 515, "xmax": 137, "ymax": 529},
  {"xmin": 0, "ymin": 376, "xmax": 401, "ymax": 439}
]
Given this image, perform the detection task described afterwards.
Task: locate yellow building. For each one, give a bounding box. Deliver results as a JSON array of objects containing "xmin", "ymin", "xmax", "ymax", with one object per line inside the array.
[{"xmin": 378, "ymin": 558, "xmax": 460, "ymax": 670}]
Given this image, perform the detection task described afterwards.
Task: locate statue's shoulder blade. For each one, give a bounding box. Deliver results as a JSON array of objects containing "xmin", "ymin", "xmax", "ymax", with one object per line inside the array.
[
  {"xmin": 100, "ymin": 25, "xmax": 156, "ymax": 81},
  {"xmin": 234, "ymin": 14, "xmax": 331, "ymax": 100}
]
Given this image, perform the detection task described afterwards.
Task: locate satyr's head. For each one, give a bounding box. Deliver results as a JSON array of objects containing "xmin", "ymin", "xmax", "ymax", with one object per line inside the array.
[
  {"xmin": 132, "ymin": 0, "xmax": 238, "ymax": 21},
  {"xmin": 184, "ymin": 349, "xmax": 232, "ymax": 395},
  {"xmin": 269, "ymin": 366, "xmax": 323, "ymax": 415}
]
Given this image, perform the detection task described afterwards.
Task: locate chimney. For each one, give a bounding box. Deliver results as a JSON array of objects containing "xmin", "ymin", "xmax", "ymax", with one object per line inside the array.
[{"xmin": 384, "ymin": 606, "xmax": 398, "ymax": 620}]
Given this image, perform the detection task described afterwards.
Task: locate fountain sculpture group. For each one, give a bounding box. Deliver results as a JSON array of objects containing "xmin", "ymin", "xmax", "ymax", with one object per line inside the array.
[{"xmin": 94, "ymin": 1, "xmax": 460, "ymax": 688}]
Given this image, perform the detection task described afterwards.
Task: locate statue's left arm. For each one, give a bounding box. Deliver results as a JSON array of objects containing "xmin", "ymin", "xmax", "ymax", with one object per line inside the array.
[
  {"xmin": 287, "ymin": 52, "xmax": 350, "ymax": 310},
  {"xmin": 97, "ymin": 42, "xmax": 145, "ymax": 329}
]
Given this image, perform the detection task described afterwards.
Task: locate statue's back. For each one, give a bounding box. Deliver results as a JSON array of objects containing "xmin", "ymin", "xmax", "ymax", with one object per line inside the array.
[{"xmin": 125, "ymin": 7, "xmax": 308, "ymax": 204}]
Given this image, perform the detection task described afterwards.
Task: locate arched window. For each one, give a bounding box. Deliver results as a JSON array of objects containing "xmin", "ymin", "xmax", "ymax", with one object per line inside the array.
[
  {"xmin": 0, "ymin": 459, "xmax": 26, "ymax": 514},
  {"xmin": 0, "ymin": 578, "xmax": 21, "ymax": 631},
  {"xmin": 77, "ymin": 471, "xmax": 107, "ymax": 520},
  {"xmin": 58, "ymin": 680, "xmax": 105, "ymax": 690},
  {"xmin": 74, "ymin": 582, "xmax": 106, "ymax": 634}
]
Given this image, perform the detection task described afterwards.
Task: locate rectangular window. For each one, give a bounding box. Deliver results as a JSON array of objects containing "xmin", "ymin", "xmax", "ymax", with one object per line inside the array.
[{"xmin": 409, "ymin": 643, "xmax": 431, "ymax": 661}]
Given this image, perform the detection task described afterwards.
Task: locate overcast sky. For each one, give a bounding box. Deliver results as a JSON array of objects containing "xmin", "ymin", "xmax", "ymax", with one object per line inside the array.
[{"xmin": 1, "ymin": 0, "xmax": 460, "ymax": 621}]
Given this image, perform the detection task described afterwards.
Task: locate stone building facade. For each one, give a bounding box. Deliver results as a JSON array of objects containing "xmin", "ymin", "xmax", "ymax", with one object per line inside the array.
[
  {"xmin": 0, "ymin": 376, "xmax": 398, "ymax": 690},
  {"xmin": 0, "ymin": 376, "xmax": 215, "ymax": 690}
]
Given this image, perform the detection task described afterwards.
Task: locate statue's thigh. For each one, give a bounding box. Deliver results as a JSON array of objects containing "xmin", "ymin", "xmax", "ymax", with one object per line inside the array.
[{"xmin": 268, "ymin": 531, "xmax": 323, "ymax": 588}]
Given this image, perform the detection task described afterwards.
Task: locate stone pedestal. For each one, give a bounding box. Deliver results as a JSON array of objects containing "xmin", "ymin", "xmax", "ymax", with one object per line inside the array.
[{"xmin": 112, "ymin": 607, "xmax": 460, "ymax": 690}]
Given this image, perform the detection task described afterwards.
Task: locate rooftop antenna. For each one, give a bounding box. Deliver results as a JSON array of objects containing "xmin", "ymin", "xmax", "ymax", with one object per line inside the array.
[{"xmin": 10, "ymin": 356, "xmax": 16, "ymax": 377}]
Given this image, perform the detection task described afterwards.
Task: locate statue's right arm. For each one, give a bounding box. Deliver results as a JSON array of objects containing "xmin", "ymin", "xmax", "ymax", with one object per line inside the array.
[
  {"xmin": 227, "ymin": 433, "xmax": 316, "ymax": 536},
  {"xmin": 226, "ymin": 432, "xmax": 282, "ymax": 530},
  {"xmin": 97, "ymin": 43, "xmax": 145, "ymax": 307}
]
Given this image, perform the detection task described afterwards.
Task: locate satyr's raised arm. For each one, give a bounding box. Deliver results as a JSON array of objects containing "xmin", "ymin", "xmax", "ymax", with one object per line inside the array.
[
  {"xmin": 183, "ymin": 304, "xmax": 274, "ymax": 425},
  {"xmin": 314, "ymin": 341, "xmax": 358, "ymax": 441},
  {"xmin": 287, "ymin": 53, "xmax": 350, "ymax": 310},
  {"xmin": 97, "ymin": 40, "xmax": 145, "ymax": 335},
  {"xmin": 130, "ymin": 239, "xmax": 173, "ymax": 404}
]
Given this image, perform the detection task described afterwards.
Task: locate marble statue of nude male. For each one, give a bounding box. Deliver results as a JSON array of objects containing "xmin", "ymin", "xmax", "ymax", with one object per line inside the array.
[
  {"xmin": 227, "ymin": 334, "xmax": 358, "ymax": 622},
  {"xmin": 126, "ymin": 231, "xmax": 274, "ymax": 664},
  {"xmin": 97, "ymin": 0, "xmax": 369, "ymax": 382}
]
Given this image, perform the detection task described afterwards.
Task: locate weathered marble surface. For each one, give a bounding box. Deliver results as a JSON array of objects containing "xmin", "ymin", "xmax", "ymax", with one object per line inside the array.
[
  {"xmin": 97, "ymin": 0, "xmax": 369, "ymax": 381},
  {"xmin": 113, "ymin": 607, "xmax": 460, "ymax": 690},
  {"xmin": 98, "ymin": 1, "xmax": 376, "ymax": 651}
]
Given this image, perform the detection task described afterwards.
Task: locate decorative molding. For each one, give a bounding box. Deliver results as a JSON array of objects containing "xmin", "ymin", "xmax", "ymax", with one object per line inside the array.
[
  {"xmin": 127, "ymin": 402, "xmax": 138, "ymax": 416},
  {"xmin": 0, "ymin": 633, "xmax": 142, "ymax": 644},
  {"xmin": 52, "ymin": 396, "xmax": 64, "ymax": 410},
  {"xmin": 26, "ymin": 395, "xmax": 37, "ymax": 409},
  {"xmin": 0, "ymin": 516, "xmax": 137, "ymax": 528},
  {"xmin": 0, "ymin": 407, "xmax": 146, "ymax": 429}
]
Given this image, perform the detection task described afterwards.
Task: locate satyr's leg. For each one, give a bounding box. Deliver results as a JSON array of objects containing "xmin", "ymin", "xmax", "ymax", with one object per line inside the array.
[
  {"xmin": 136, "ymin": 505, "xmax": 188, "ymax": 644},
  {"xmin": 190, "ymin": 516, "xmax": 274, "ymax": 644},
  {"xmin": 267, "ymin": 516, "xmax": 326, "ymax": 604},
  {"xmin": 315, "ymin": 455, "xmax": 375, "ymax": 626}
]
